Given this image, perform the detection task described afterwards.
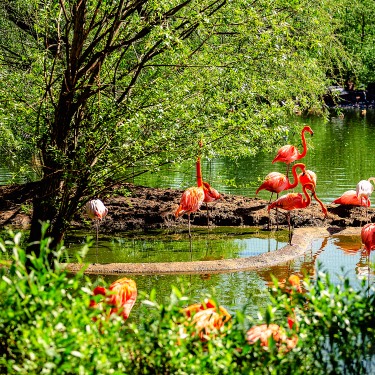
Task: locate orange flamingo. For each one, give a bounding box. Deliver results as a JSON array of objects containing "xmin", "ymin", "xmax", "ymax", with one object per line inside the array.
[
  {"xmin": 272, "ymin": 126, "xmax": 313, "ymax": 177},
  {"xmin": 175, "ymin": 155, "xmax": 219, "ymax": 236},
  {"xmin": 332, "ymin": 190, "xmax": 371, "ymax": 206},
  {"xmin": 90, "ymin": 277, "xmax": 137, "ymax": 321},
  {"xmin": 181, "ymin": 299, "xmax": 231, "ymax": 341},
  {"xmin": 246, "ymin": 275, "xmax": 300, "ymax": 352},
  {"xmin": 256, "ymin": 163, "xmax": 307, "ymax": 202},
  {"xmin": 298, "ymin": 171, "xmax": 328, "ymax": 218},
  {"xmin": 203, "ymin": 181, "xmax": 221, "ymax": 227},
  {"xmin": 268, "ymin": 183, "xmax": 314, "ymax": 244},
  {"xmin": 361, "ymin": 223, "xmax": 375, "ymax": 254},
  {"xmin": 175, "ymin": 158, "xmax": 205, "ymax": 237}
]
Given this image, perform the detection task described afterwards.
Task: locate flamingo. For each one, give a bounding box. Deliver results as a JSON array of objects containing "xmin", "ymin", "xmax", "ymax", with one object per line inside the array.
[
  {"xmin": 361, "ymin": 223, "xmax": 375, "ymax": 254},
  {"xmin": 268, "ymin": 183, "xmax": 315, "ymax": 244},
  {"xmin": 246, "ymin": 275, "xmax": 300, "ymax": 352},
  {"xmin": 298, "ymin": 171, "xmax": 328, "ymax": 218},
  {"xmin": 86, "ymin": 199, "xmax": 108, "ymax": 252},
  {"xmin": 272, "ymin": 125, "xmax": 313, "ymax": 177},
  {"xmin": 256, "ymin": 163, "xmax": 307, "ymax": 202},
  {"xmin": 181, "ymin": 299, "xmax": 231, "ymax": 341},
  {"xmin": 203, "ymin": 181, "xmax": 221, "ymax": 227},
  {"xmin": 175, "ymin": 158, "xmax": 206, "ymax": 237},
  {"xmin": 356, "ymin": 178, "xmax": 375, "ymax": 218},
  {"xmin": 333, "ymin": 190, "xmax": 371, "ymax": 206},
  {"xmin": 90, "ymin": 277, "xmax": 137, "ymax": 321}
]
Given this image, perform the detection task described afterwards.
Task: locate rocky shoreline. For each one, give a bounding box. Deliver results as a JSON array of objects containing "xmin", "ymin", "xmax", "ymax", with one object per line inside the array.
[{"xmin": 0, "ymin": 182, "xmax": 372, "ymax": 234}]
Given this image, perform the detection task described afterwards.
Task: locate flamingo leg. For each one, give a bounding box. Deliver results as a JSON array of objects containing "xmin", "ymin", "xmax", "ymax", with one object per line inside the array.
[
  {"xmin": 188, "ymin": 213, "xmax": 192, "ymax": 238},
  {"xmin": 286, "ymin": 212, "xmax": 292, "ymax": 245},
  {"xmin": 206, "ymin": 203, "xmax": 210, "ymax": 229},
  {"xmin": 276, "ymin": 193, "xmax": 279, "ymax": 231},
  {"xmin": 96, "ymin": 220, "xmax": 99, "ymax": 258}
]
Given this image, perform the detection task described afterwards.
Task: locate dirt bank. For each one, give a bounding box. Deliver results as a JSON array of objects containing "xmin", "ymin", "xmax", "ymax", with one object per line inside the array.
[{"xmin": 0, "ymin": 182, "xmax": 372, "ymax": 233}]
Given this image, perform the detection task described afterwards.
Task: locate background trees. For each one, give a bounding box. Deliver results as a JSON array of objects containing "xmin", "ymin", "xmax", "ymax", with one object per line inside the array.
[{"xmin": 0, "ymin": 0, "xmax": 347, "ymax": 256}]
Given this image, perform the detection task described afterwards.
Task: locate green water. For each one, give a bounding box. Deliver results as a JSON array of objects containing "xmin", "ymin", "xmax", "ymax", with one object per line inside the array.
[{"xmin": 134, "ymin": 109, "xmax": 375, "ymax": 204}]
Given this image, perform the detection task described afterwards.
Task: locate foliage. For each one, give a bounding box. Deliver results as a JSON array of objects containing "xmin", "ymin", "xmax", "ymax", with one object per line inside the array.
[
  {"xmin": 0, "ymin": 230, "xmax": 375, "ymax": 374},
  {"xmin": 333, "ymin": 0, "xmax": 375, "ymax": 87},
  {"xmin": 0, "ymin": 0, "xmax": 349, "ymax": 249}
]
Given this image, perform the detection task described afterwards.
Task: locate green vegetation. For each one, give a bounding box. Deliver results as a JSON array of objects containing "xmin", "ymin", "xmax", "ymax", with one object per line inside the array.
[
  {"xmin": 0, "ymin": 0, "xmax": 349, "ymax": 255},
  {"xmin": 1, "ymin": 229, "xmax": 374, "ymax": 374}
]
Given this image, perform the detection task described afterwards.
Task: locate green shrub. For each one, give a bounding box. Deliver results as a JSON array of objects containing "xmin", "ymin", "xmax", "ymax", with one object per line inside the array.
[{"xmin": 0, "ymin": 228, "xmax": 374, "ymax": 374}]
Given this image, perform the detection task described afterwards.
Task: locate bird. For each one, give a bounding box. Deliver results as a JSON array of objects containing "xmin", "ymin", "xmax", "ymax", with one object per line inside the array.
[
  {"xmin": 89, "ymin": 277, "xmax": 137, "ymax": 321},
  {"xmin": 181, "ymin": 299, "xmax": 231, "ymax": 341},
  {"xmin": 246, "ymin": 275, "xmax": 300, "ymax": 352},
  {"xmin": 86, "ymin": 199, "xmax": 108, "ymax": 251},
  {"xmin": 356, "ymin": 178, "xmax": 375, "ymax": 218},
  {"xmin": 360, "ymin": 223, "xmax": 375, "ymax": 282},
  {"xmin": 272, "ymin": 125, "xmax": 313, "ymax": 177},
  {"xmin": 268, "ymin": 183, "xmax": 315, "ymax": 244},
  {"xmin": 175, "ymin": 157, "xmax": 217, "ymax": 237},
  {"xmin": 298, "ymin": 169, "xmax": 317, "ymax": 192},
  {"xmin": 256, "ymin": 163, "xmax": 307, "ymax": 202},
  {"xmin": 361, "ymin": 223, "xmax": 375, "ymax": 254},
  {"xmin": 203, "ymin": 181, "xmax": 221, "ymax": 227},
  {"xmin": 332, "ymin": 190, "xmax": 371, "ymax": 206},
  {"xmin": 298, "ymin": 171, "xmax": 328, "ymax": 218}
]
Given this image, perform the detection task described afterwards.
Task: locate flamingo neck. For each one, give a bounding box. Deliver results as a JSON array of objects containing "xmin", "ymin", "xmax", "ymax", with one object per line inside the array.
[
  {"xmin": 298, "ymin": 128, "xmax": 309, "ymax": 159},
  {"xmin": 302, "ymin": 184, "xmax": 312, "ymax": 206},
  {"xmin": 196, "ymin": 158, "xmax": 203, "ymax": 187},
  {"xmin": 289, "ymin": 163, "xmax": 304, "ymax": 189},
  {"xmin": 313, "ymin": 192, "xmax": 328, "ymax": 217}
]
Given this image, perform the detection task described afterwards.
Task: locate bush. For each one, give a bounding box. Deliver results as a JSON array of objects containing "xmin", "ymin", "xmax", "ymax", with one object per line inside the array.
[{"xmin": 0, "ymin": 229, "xmax": 374, "ymax": 374}]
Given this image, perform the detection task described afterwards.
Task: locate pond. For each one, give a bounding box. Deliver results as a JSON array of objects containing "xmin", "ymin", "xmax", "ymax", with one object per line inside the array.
[
  {"xmin": 1, "ymin": 108, "xmax": 375, "ymax": 315},
  {"xmin": 133, "ymin": 108, "xmax": 375, "ymax": 205}
]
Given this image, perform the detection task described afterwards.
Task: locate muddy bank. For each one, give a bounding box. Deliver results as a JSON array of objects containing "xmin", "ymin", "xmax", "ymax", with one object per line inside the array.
[{"xmin": 0, "ymin": 183, "xmax": 372, "ymax": 233}]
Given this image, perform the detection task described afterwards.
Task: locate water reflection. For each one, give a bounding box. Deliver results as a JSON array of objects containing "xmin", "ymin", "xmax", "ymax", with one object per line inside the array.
[{"xmin": 79, "ymin": 231, "xmax": 374, "ymax": 317}]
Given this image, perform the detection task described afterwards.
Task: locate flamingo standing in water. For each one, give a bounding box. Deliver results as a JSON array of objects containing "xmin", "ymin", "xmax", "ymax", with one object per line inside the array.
[
  {"xmin": 86, "ymin": 199, "xmax": 108, "ymax": 252},
  {"xmin": 268, "ymin": 183, "xmax": 315, "ymax": 244},
  {"xmin": 272, "ymin": 126, "xmax": 313, "ymax": 177},
  {"xmin": 361, "ymin": 223, "xmax": 375, "ymax": 254},
  {"xmin": 175, "ymin": 158, "xmax": 218, "ymax": 237},
  {"xmin": 356, "ymin": 178, "xmax": 375, "ymax": 218},
  {"xmin": 333, "ymin": 190, "xmax": 371, "ymax": 206},
  {"xmin": 90, "ymin": 277, "xmax": 137, "ymax": 321}
]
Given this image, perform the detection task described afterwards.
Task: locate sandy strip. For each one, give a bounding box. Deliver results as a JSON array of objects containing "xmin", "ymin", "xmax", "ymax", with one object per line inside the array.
[{"xmin": 63, "ymin": 227, "xmax": 358, "ymax": 276}]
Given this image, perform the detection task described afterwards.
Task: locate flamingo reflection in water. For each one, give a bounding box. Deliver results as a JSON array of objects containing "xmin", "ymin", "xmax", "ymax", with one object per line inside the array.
[
  {"xmin": 180, "ymin": 299, "xmax": 231, "ymax": 341},
  {"xmin": 90, "ymin": 277, "xmax": 137, "ymax": 321},
  {"xmin": 246, "ymin": 275, "xmax": 301, "ymax": 352}
]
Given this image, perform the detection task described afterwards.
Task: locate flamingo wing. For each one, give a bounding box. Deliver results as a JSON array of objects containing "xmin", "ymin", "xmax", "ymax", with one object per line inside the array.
[
  {"xmin": 272, "ymin": 145, "xmax": 299, "ymax": 164},
  {"xmin": 175, "ymin": 186, "xmax": 205, "ymax": 217},
  {"xmin": 333, "ymin": 190, "xmax": 369, "ymax": 206},
  {"xmin": 361, "ymin": 223, "xmax": 375, "ymax": 253},
  {"xmin": 256, "ymin": 172, "xmax": 288, "ymax": 195},
  {"xmin": 268, "ymin": 193, "xmax": 304, "ymax": 211}
]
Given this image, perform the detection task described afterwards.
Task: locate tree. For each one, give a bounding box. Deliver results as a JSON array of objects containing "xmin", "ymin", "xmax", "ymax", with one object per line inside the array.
[{"xmin": 0, "ymin": 0, "xmax": 345, "ymax": 264}]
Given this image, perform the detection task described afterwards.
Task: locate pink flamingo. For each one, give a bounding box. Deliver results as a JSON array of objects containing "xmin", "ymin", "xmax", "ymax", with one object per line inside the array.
[
  {"xmin": 256, "ymin": 163, "xmax": 307, "ymax": 202},
  {"xmin": 272, "ymin": 126, "xmax": 313, "ymax": 177},
  {"xmin": 176, "ymin": 157, "xmax": 216, "ymax": 237},
  {"xmin": 268, "ymin": 183, "xmax": 315, "ymax": 244},
  {"xmin": 333, "ymin": 190, "xmax": 371, "ymax": 207},
  {"xmin": 356, "ymin": 178, "xmax": 375, "ymax": 218},
  {"xmin": 298, "ymin": 170, "xmax": 327, "ymax": 217},
  {"xmin": 90, "ymin": 277, "xmax": 137, "ymax": 321},
  {"xmin": 361, "ymin": 223, "xmax": 375, "ymax": 254},
  {"xmin": 86, "ymin": 199, "xmax": 108, "ymax": 250}
]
